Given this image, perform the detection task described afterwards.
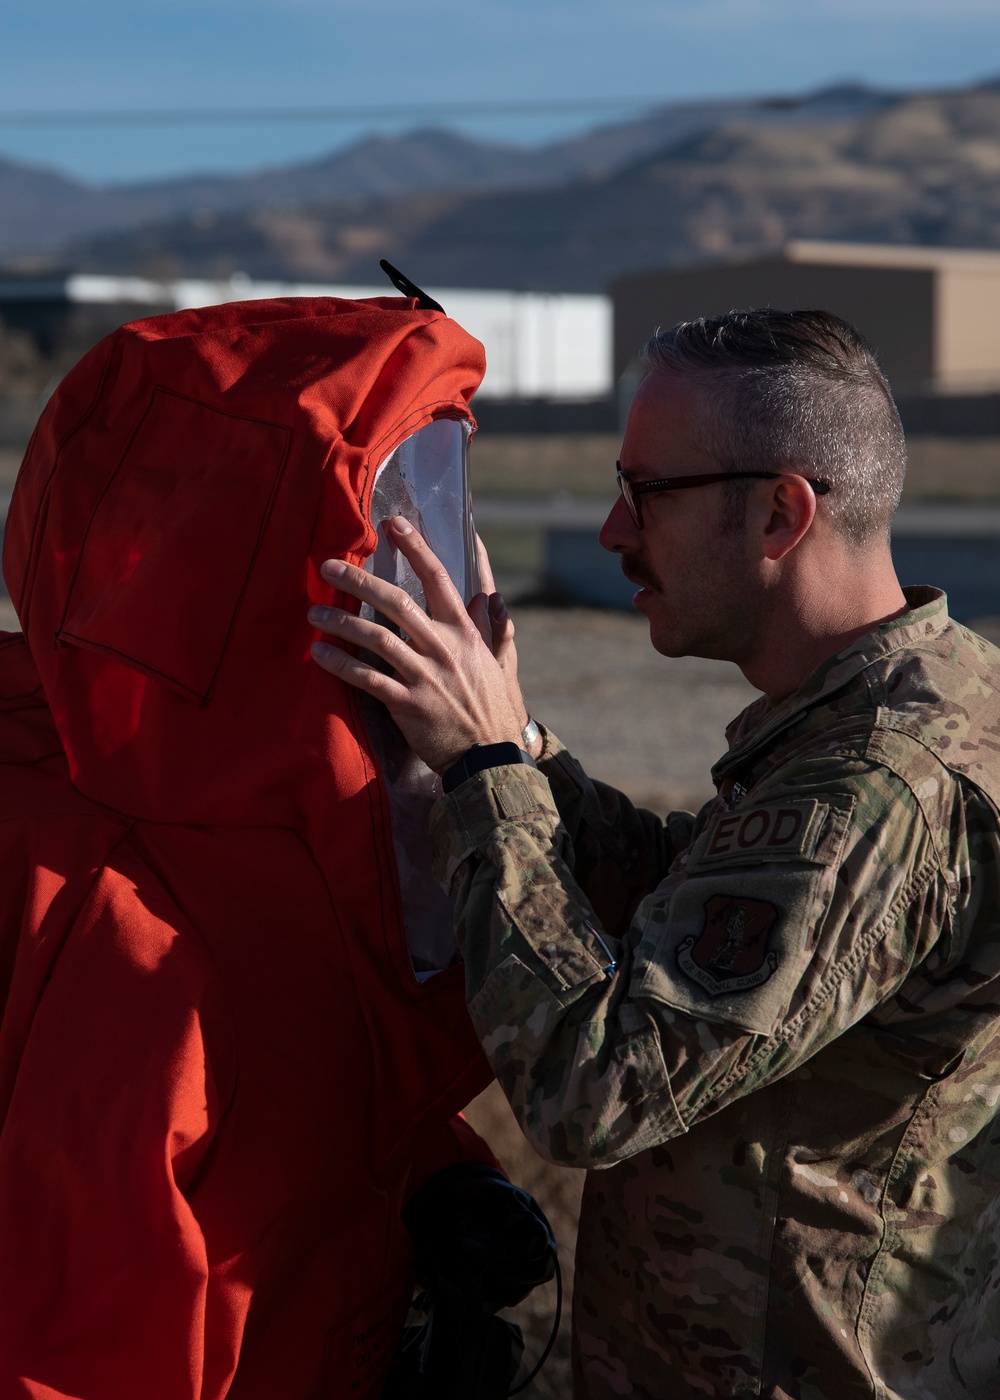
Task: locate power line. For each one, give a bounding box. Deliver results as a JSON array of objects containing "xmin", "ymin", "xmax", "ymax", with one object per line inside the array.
[{"xmin": 0, "ymin": 97, "xmax": 665, "ymax": 129}]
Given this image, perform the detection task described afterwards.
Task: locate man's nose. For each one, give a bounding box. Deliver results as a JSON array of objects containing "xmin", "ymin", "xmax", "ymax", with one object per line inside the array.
[{"xmin": 598, "ymin": 494, "xmax": 639, "ymax": 555}]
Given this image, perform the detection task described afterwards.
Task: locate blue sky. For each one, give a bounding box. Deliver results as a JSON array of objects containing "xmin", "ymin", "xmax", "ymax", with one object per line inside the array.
[{"xmin": 2, "ymin": 0, "xmax": 999, "ymax": 185}]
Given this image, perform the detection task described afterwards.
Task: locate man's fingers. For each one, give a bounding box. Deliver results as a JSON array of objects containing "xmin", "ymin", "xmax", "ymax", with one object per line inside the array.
[
  {"xmin": 467, "ymin": 592, "xmax": 492, "ymax": 648},
  {"xmin": 308, "ymin": 604, "xmax": 425, "ymax": 680},
  {"xmin": 310, "ymin": 638, "xmax": 411, "ymax": 707},
  {"xmin": 318, "ymin": 558, "xmax": 438, "ymax": 651},
  {"xmin": 476, "ymin": 533, "xmax": 497, "ymax": 595},
  {"xmin": 385, "ymin": 518, "xmax": 470, "ymax": 624},
  {"xmin": 309, "ymin": 525, "xmax": 528, "ymax": 770},
  {"xmin": 488, "ymin": 593, "xmax": 516, "ymax": 666}
]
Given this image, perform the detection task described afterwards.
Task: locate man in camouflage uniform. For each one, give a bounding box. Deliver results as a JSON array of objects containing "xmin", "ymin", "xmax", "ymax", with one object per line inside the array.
[{"xmin": 310, "ymin": 309, "xmax": 1000, "ymax": 1398}]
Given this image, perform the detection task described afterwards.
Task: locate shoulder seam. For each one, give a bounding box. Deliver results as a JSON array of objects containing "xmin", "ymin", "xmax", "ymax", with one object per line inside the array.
[{"xmin": 865, "ymin": 727, "xmax": 960, "ymax": 879}]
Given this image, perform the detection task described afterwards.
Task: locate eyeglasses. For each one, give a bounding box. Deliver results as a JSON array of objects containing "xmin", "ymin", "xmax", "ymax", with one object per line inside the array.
[{"xmin": 615, "ymin": 464, "xmax": 831, "ymax": 529}]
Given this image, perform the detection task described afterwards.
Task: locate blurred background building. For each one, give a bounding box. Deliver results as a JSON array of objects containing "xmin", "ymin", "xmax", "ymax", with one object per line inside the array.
[
  {"xmin": 4, "ymin": 76, "xmax": 1000, "ymax": 614},
  {"xmin": 0, "ymin": 272, "xmax": 613, "ymax": 402},
  {"xmin": 613, "ymin": 240, "xmax": 1000, "ymax": 432}
]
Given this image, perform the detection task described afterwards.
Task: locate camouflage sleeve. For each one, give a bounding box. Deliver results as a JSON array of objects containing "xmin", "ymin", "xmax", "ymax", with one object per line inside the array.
[
  {"xmin": 534, "ymin": 729, "xmax": 695, "ymax": 936},
  {"xmin": 430, "ymin": 751, "xmax": 951, "ymax": 1169}
]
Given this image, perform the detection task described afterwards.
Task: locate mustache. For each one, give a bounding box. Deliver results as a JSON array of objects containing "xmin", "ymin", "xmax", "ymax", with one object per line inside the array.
[{"xmin": 620, "ymin": 552, "xmax": 660, "ymax": 591}]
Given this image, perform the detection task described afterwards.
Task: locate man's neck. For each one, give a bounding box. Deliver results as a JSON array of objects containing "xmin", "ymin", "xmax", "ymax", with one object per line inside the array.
[{"xmin": 739, "ymin": 555, "xmax": 909, "ymax": 703}]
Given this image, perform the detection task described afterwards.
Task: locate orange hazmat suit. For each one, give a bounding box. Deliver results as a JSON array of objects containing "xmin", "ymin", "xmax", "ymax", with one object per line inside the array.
[{"xmin": 0, "ymin": 294, "xmax": 495, "ymax": 1398}]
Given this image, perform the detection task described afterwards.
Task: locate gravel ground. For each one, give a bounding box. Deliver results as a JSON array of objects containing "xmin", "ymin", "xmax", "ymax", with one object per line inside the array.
[{"xmin": 511, "ymin": 604, "xmax": 758, "ymax": 812}]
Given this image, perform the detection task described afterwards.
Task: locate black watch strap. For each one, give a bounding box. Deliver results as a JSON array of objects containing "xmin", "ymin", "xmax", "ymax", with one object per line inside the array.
[{"xmin": 441, "ymin": 742, "xmax": 538, "ymax": 794}]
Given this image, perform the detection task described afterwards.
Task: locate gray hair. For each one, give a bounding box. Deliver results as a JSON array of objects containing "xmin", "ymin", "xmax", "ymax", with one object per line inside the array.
[{"xmin": 641, "ymin": 308, "xmax": 906, "ymax": 545}]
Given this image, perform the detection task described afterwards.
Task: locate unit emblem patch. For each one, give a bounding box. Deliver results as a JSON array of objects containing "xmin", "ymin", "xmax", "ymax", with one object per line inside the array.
[{"xmin": 677, "ymin": 895, "xmax": 780, "ymax": 996}]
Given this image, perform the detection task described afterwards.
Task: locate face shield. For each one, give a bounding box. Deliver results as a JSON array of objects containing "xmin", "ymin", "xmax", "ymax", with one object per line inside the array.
[
  {"xmin": 361, "ymin": 416, "xmax": 480, "ymax": 980},
  {"xmin": 364, "ymin": 417, "xmax": 480, "ymax": 609}
]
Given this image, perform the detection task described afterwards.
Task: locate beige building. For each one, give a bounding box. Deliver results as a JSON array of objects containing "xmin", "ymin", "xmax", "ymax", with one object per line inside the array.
[{"xmin": 611, "ymin": 241, "xmax": 1000, "ymax": 395}]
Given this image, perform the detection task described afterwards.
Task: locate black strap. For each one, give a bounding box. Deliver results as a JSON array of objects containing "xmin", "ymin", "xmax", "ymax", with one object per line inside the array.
[
  {"xmin": 441, "ymin": 742, "xmax": 537, "ymax": 794},
  {"xmin": 379, "ymin": 258, "xmax": 445, "ymax": 314}
]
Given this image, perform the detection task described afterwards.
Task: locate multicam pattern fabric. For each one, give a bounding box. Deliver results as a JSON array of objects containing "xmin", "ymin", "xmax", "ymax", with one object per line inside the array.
[{"xmin": 431, "ymin": 588, "xmax": 1000, "ymax": 1399}]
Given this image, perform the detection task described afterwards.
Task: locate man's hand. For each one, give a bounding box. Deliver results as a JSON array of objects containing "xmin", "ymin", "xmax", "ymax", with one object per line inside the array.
[
  {"xmin": 309, "ymin": 517, "xmax": 526, "ymax": 775},
  {"xmin": 470, "ymin": 534, "xmax": 531, "ymax": 739}
]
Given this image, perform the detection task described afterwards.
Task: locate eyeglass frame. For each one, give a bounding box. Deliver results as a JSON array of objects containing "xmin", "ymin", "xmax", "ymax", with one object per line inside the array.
[{"xmin": 615, "ymin": 463, "xmax": 832, "ymax": 529}]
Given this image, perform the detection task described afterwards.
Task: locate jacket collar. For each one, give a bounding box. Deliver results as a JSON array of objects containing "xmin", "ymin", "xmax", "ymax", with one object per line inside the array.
[{"xmin": 712, "ymin": 587, "xmax": 949, "ymax": 782}]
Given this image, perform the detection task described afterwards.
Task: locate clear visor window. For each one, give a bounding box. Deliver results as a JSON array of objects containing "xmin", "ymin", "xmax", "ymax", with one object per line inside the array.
[
  {"xmin": 360, "ymin": 416, "xmax": 479, "ymax": 981},
  {"xmin": 364, "ymin": 416, "xmax": 479, "ymax": 614}
]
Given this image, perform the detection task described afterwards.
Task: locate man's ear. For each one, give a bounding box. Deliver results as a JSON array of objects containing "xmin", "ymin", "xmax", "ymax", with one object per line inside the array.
[{"xmin": 758, "ymin": 475, "xmax": 818, "ymax": 561}]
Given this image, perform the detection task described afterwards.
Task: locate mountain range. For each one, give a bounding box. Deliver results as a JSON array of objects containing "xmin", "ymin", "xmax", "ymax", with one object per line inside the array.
[{"xmin": 2, "ymin": 79, "xmax": 1000, "ymax": 291}]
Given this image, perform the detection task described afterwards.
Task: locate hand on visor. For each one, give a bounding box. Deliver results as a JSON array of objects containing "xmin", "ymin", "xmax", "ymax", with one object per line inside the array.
[
  {"xmin": 309, "ymin": 518, "xmax": 528, "ymax": 776},
  {"xmin": 470, "ymin": 533, "xmax": 524, "ymax": 718}
]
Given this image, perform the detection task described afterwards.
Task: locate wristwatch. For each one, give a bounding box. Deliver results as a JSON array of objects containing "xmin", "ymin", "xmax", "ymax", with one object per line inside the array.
[
  {"xmin": 441, "ymin": 741, "xmax": 538, "ymax": 794},
  {"xmin": 521, "ymin": 716, "xmax": 541, "ymax": 751}
]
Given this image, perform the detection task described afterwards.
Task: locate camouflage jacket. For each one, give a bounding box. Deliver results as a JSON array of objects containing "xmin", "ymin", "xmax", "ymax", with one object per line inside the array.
[{"xmin": 431, "ymin": 588, "xmax": 1000, "ymax": 1400}]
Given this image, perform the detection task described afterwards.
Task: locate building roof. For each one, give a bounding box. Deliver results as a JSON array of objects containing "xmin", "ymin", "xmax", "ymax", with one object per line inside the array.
[{"xmin": 783, "ymin": 240, "xmax": 1000, "ymax": 272}]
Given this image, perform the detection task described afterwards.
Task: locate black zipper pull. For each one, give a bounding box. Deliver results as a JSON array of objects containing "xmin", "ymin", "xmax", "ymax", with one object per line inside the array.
[{"xmin": 379, "ymin": 259, "xmax": 445, "ymax": 314}]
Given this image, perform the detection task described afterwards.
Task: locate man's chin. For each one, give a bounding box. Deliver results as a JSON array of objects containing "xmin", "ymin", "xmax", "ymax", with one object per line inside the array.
[
  {"xmin": 648, "ymin": 630, "xmax": 689, "ymax": 659},
  {"xmin": 637, "ymin": 597, "xmax": 718, "ymax": 660},
  {"xmin": 632, "ymin": 594, "xmax": 685, "ymax": 656}
]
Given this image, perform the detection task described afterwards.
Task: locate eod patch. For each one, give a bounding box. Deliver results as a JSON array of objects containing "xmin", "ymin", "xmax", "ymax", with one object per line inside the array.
[
  {"xmin": 692, "ymin": 798, "xmax": 826, "ymax": 869},
  {"xmin": 677, "ymin": 895, "xmax": 779, "ymax": 997},
  {"xmin": 634, "ymin": 796, "xmax": 852, "ymax": 1034}
]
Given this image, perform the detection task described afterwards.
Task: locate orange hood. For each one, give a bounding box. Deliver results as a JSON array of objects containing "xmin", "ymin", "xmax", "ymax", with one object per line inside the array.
[
  {"xmin": 1, "ymin": 293, "xmax": 493, "ymax": 1176},
  {"xmin": 3, "ymin": 293, "xmax": 485, "ymax": 828}
]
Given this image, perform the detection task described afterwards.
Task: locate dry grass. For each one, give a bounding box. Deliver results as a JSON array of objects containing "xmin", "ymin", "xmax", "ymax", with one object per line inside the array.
[
  {"xmin": 468, "ymin": 431, "xmax": 1000, "ymax": 502},
  {"xmin": 470, "ymin": 434, "xmax": 618, "ymax": 498}
]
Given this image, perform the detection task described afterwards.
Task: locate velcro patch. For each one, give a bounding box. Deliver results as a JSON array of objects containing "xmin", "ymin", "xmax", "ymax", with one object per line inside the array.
[
  {"xmin": 633, "ymin": 797, "xmax": 852, "ymax": 1034},
  {"xmin": 492, "ymin": 779, "xmax": 546, "ymax": 821},
  {"xmin": 677, "ymin": 895, "xmax": 780, "ymax": 998},
  {"xmin": 635, "ymin": 864, "xmax": 820, "ymax": 1034},
  {"xmin": 693, "ymin": 798, "xmax": 825, "ymax": 869}
]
